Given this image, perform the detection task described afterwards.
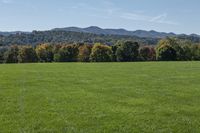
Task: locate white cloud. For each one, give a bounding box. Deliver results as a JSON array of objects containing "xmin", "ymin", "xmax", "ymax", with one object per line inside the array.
[
  {"xmin": 120, "ymin": 12, "xmax": 151, "ymax": 21},
  {"xmin": 120, "ymin": 12, "xmax": 178, "ymax": 25},
  {"xmin": 68, "ymin": 1, "xmax": 178, "ymax": 26},
  {"xmin": 150, "ymin": 13, "xmax": 178, "ymax": 25}
]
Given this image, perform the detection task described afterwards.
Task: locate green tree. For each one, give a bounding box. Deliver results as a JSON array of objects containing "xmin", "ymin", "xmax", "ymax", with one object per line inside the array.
[
  {"xmin": 116, "ymin": 41, "xmax": 139, "ymax": 62},
  {"xmin": 191, "ymin": 44, "xmax": 200, "ymax": 60},
  {"xmin": 18, "ymin": 46, "xmax": 38, "ymax": 63},
  {"xmin": 156, "ymin": 44, "xmax": 177, "ymax": 61},
  {"xmin": 0, "ymin": 47, "xmax": 8, "ymax": 63},
  {"xmin": 180, "ymin": 43, "xmax": 193, "ymax": 61},
  {"xmin": 111, "ymin": 45, "xmax": 118, "ymax": 62},
  {"xmin": 156, "ymin": 38, "xmax": 187, "ymax": 61},
  {"xmin": 36, "ymin": 44, "xmax": 54, "ymax": 62},
  {"xmin": 90, "ymin": 43, "xmax": 112, "ymax": 62},
  {"xmin": 4, "ymin": 45, "xmax": 19, "ymax": 63},
  {"xmin": 54, "ymin": 45, "xmax": 78, "ymax": 62}
]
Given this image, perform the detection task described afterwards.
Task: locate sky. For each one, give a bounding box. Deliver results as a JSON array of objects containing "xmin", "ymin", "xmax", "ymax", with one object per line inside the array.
[{"xmin": 0, "ymin": 0, "xmax": 200, "ymax": 34}]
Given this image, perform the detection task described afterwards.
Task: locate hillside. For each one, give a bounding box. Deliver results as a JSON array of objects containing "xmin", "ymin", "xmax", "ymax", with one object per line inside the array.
[
  {"xmin": 0, "ymin": 27, "xmax": 200, "ymax": 46},
  {"xmin": 0, "ymin": 30, "xmax": 159, "ymax": 46}
]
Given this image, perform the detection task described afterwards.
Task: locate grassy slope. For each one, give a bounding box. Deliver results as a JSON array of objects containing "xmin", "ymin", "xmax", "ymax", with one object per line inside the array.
[{"xmin": 0, "ymin": 62, "xmax": 200, "ymax": 133}]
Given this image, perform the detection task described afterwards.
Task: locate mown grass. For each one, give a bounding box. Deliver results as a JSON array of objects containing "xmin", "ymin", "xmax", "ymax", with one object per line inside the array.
[{"xmin": 0, "ymin": 62, "xmax": 200, "ymax": 133}]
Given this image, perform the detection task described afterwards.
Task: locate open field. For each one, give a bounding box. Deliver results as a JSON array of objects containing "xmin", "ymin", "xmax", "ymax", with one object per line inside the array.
[{"xmin": 0, "ymin": 62, "xmax": 200, "ymax": 132}]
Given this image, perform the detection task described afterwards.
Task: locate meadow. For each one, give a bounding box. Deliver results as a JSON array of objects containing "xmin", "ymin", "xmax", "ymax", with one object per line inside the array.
[{"xmin": 0, "ymin": 62, "xmax": 200, "ymax": 133}]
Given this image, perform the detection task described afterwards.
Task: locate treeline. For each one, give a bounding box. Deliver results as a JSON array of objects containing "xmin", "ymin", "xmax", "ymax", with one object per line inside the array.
[{"xmin": 0, "ymin": 38, "xmax": 200, "ymax": 63}]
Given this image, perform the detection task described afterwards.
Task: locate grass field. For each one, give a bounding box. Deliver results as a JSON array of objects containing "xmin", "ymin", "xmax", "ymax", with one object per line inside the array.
[{"xmin": 0, "ymin": 62, "xmax": 200, "ymax": 133}]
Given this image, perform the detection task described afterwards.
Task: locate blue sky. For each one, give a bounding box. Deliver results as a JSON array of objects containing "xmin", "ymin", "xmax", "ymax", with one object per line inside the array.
[{"xmin": 0, "ymin": 0, "xmax": 200, "ymax": 34}]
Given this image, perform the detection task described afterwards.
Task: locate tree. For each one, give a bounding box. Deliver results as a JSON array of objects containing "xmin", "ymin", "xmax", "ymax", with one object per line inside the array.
[
  {"xmin": 78, "ymin": 44, "xmax": 92, "ymax": 62},
  {"xmin": 180, "ymin": 43, "xmax": 193, "ymax": 61},
  {"xmin": 18, "ymin": 46, "xmax": 38, "ymax": 63},
  {"xmin": 115, "ymin": 41, "xmax": 139, "ymax": 62},
  {"xmin": 156, "ymin": 44, "xmax": 177, "ymax": 61},
  {"xmin": 0, "ymin": 47, "xmax": 8, "ymax": 63},
  {"xmin": 139, "ymin": 46, "xmax": 156, "ymax": 61},
  {"xmin": 156, "ymin": 38, "xmax": 188, "ymax": 61},
  {"xmin": 90, "ymin": 43, "xmax": 112, "ymax": 62},
  {"xmin": 36, "ymin": 44, "xmax": 54, "ymax": 62},
  {"xmin": 54, "ymin": 45, "xmax": 78, "ymax": 62},
  {"xmin": 111, "ymin": 45, "xmax": 118, "ymax": 62},
  {"xmin": 53, "ymin": 44, "xmax": 62, "ymax": 54},
  {"xmin": 4, "ymin": 45, "xmax": 19, "ymax": 63},
  {"xmin": 191, "ymin": 44, "xmax": 200, "ymax": 60}
]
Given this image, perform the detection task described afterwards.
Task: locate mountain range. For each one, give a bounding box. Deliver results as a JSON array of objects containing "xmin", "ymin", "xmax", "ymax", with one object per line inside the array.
[
  {"xmin": 1, "ymin": 26, "xmax": 199, "ymax": 39},
  {"xmin": 52, "ymin": 26, "xmax": 199, "ymax": 38}
]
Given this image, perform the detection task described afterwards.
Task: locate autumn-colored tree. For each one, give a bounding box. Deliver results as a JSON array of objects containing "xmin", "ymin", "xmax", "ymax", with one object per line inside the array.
[
  {"xmin": 36, "ymin": 44, "xmax": 54, "ymax": 62},
  {"xmin": 53, "ymin": 44, "xmax": 62, "ymax": 54},
  {"xmin": 78, "ymin": 44, "xmax": 92, "ymax": 62},
  {"xmin": 18, "ymin": 46, "xmax": 38, "ymax": 63},
  {"xmin": 90, "ymin": 43, "xmax": 112, "ymax": 62},
  {"xmin": 139, "ymin": 46, "xmax": 156, "ymax": 61}
]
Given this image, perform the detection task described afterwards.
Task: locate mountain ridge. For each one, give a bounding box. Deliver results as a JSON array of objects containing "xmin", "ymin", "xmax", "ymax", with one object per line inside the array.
[
  {"xmin": 1, "ymin": 26, "xmax": 200, "ymax": 39},
  {"xmin": 52, "ymin": 26, "xmax": 200, "ymax": 38}
]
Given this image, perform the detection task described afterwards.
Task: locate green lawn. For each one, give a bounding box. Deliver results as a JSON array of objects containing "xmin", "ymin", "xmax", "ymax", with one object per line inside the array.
[{"xmin": 0, "ymin": 62, "xmax": 200, "ymax": 133}]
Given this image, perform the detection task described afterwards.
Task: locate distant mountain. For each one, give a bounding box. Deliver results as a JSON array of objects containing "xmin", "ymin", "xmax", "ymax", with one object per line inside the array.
[
  {"xmin": 52, "ymin": 26, "xmax": 179, "ymax": 38},
  {"xmin": 1, "ymin": 26, "xmax": 199, "ymax": 39}
]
